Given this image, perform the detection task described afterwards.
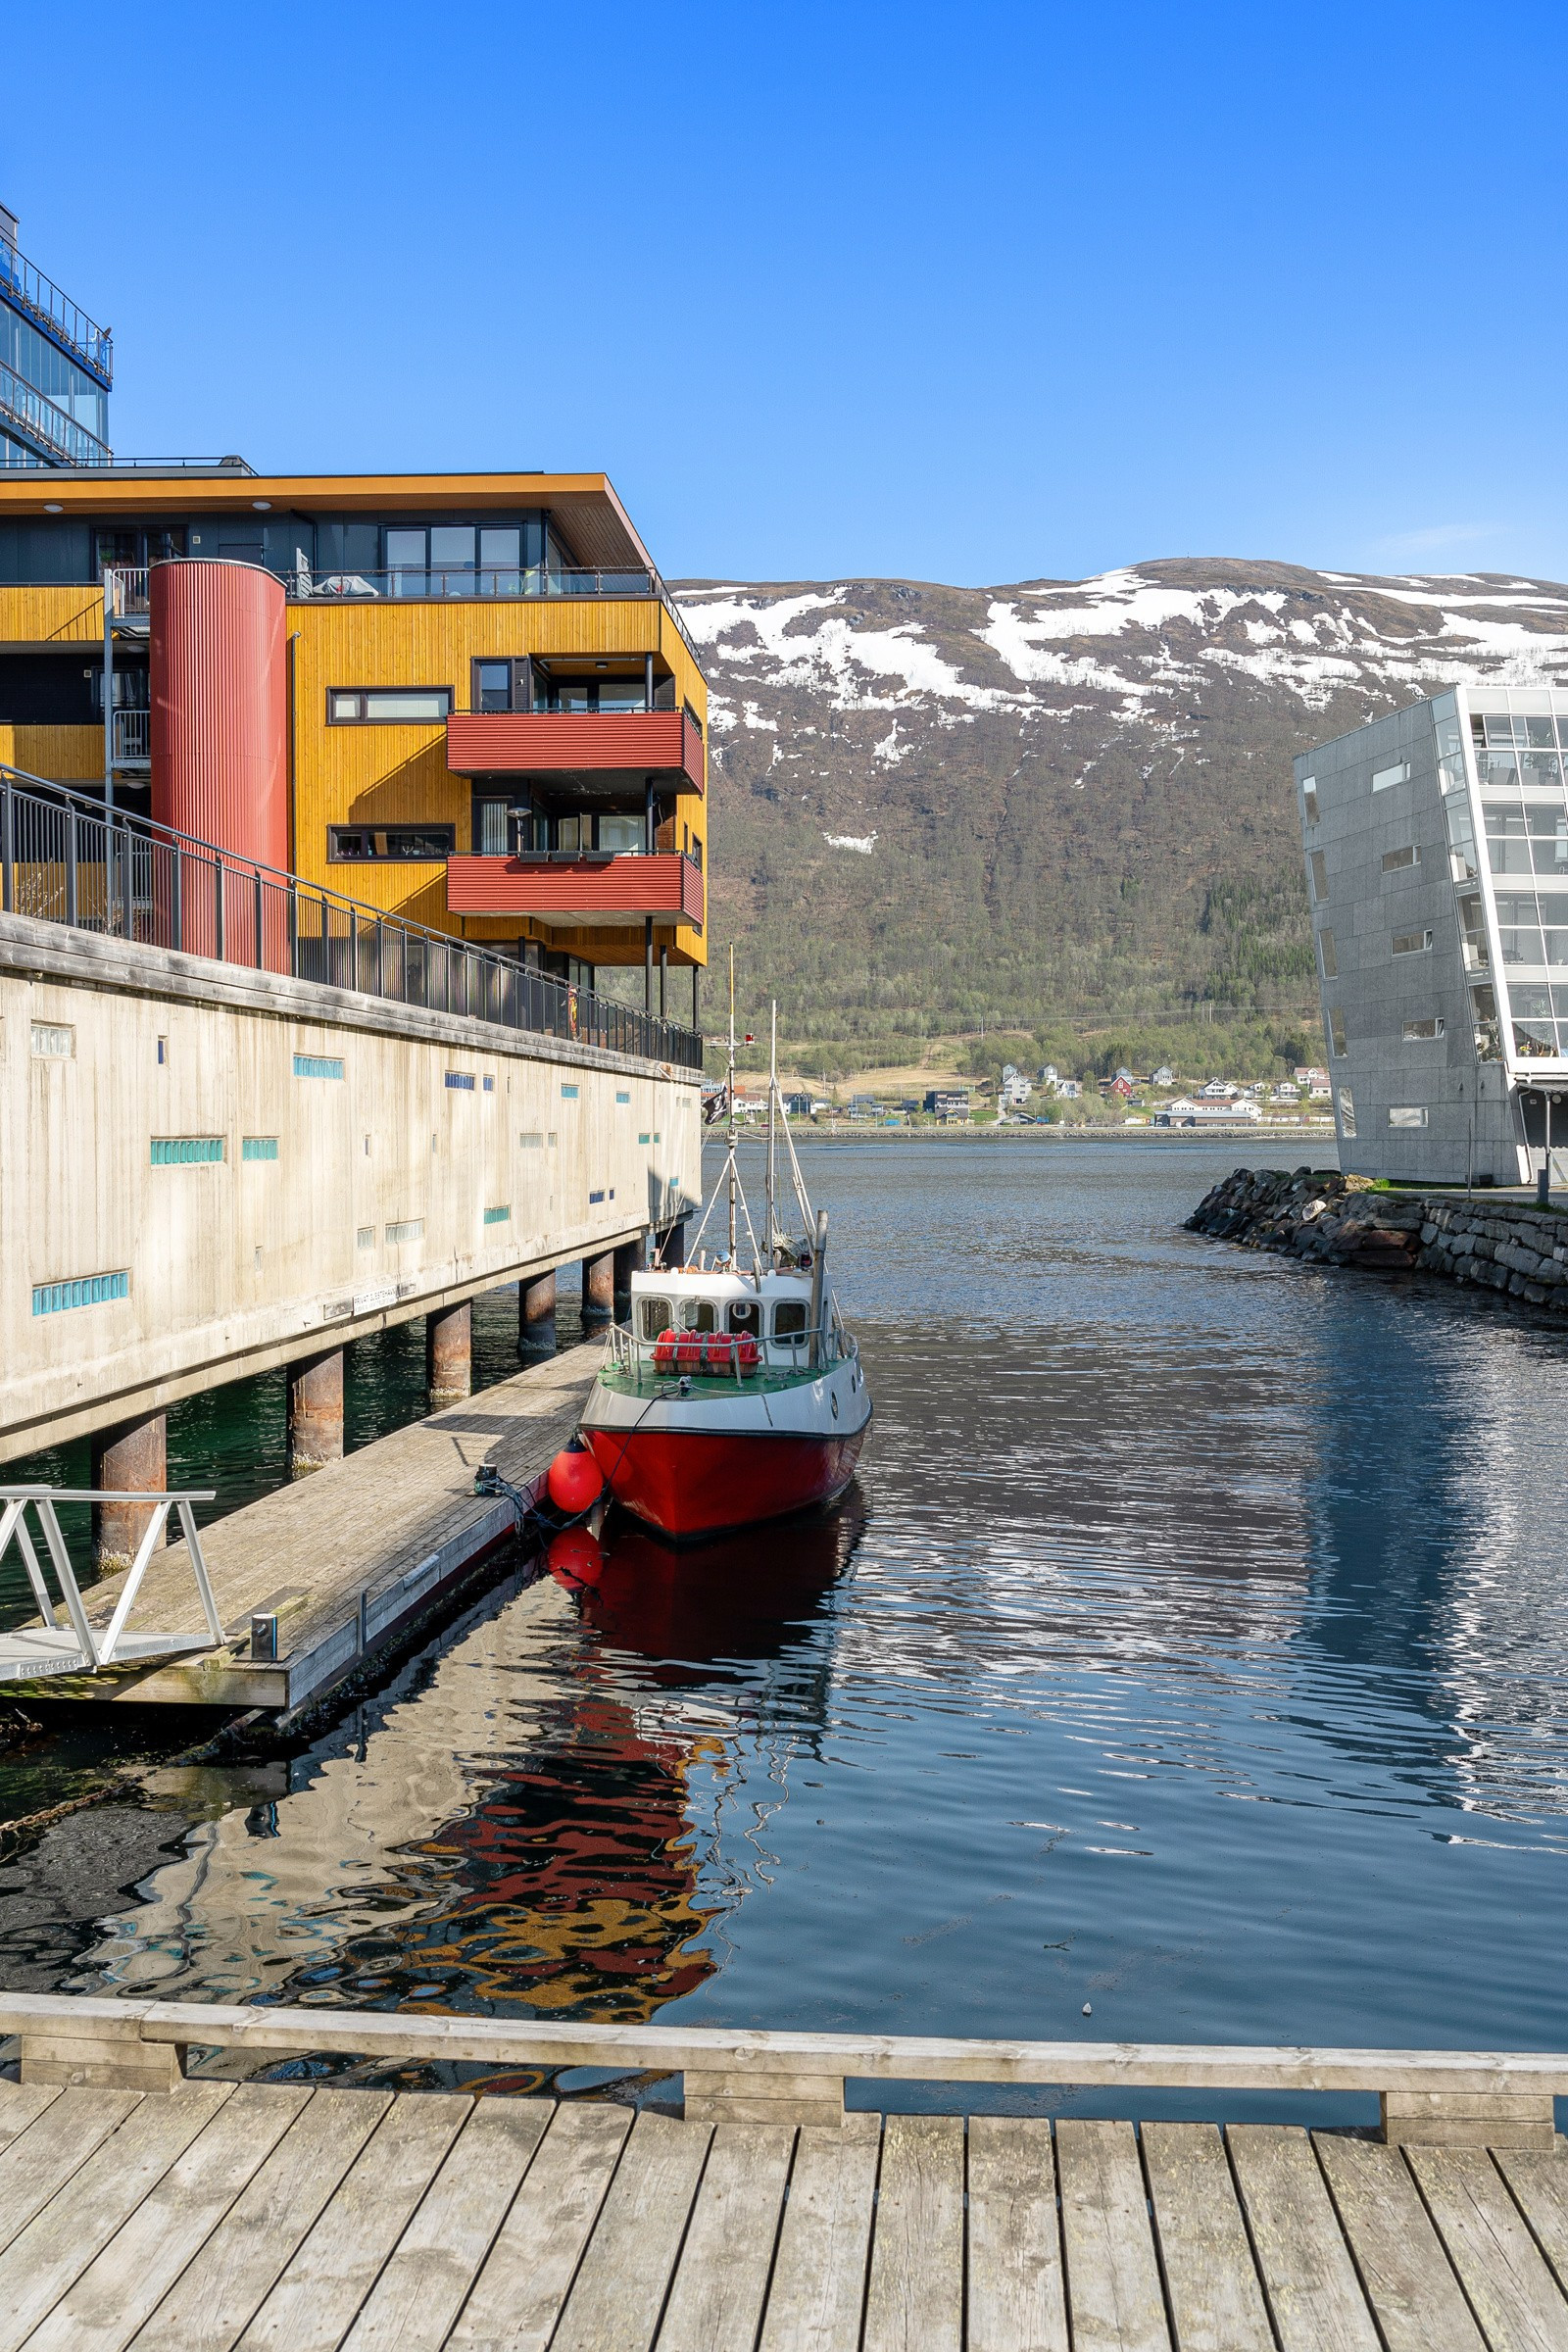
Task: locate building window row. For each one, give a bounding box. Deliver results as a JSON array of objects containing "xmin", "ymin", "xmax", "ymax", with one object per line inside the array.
[{"xmin": 329, "ymin": 688, "xmax": 452, "ymax": 724}]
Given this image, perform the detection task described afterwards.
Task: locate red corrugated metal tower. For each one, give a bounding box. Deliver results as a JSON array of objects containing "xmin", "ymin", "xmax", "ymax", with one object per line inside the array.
[{"xmin": 151, "ymin": 559, "xmax": 288, "ymax": 871}]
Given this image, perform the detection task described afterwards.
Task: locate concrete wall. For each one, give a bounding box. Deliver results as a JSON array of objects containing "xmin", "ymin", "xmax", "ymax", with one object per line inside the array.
[
  {"xmin": 0, "ymin": 913, "xmax": 702, "ymax": 1461},
  {"xmin": 1297, "ymin": 697, "xmax": 1520, "ymax": 1184}
]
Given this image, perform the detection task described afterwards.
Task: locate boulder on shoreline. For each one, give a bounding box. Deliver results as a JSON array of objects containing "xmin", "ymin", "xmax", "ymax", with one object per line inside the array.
[{"xmin": 1185, "ymin": 1167, "xmax": 1568, "ymax": 1308}]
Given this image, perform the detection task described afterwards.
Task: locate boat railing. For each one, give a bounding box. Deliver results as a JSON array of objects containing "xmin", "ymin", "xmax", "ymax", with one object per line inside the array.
[{"xmin": 607, "ymin": 1318, "xmax": 851, "ymax": 1381}]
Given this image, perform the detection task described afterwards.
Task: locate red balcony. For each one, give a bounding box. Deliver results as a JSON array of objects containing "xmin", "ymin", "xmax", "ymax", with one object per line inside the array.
[
  {"xmin": 445, "ymin": 709, "xmax": 706, "ymax": 794},
  {"xmin": 446, "ymin": 850, "xmax": 706, "ymax": 928}
]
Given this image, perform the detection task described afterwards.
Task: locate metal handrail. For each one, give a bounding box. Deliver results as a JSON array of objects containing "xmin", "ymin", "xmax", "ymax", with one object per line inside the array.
[
  {"xmin": 0, "ymin": 762, "xmax": 705, "ymax": 1072},
  {"xmin": 280, "ymin": 559, "xmax": 703, "ymax": 666},
  {"xmin": 0, "ymin": 1487, "xmax": 220, "ymax": 1677},
  {"xmin": 0, "ymin": 240, "xmax": 114, "ymax": 384},
  {"xmin": 0, "ymin": 359, "xmax": 112, "ymax": 468},
  {"xmin": 606, "ymin": 1316, "xmax": 850, "ymax": 1380}
]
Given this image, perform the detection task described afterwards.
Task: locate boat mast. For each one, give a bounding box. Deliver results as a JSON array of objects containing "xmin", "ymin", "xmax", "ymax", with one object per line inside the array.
[
  {"xmin": 766, "ymin": 1002, "xmax": 778, "ymax": 1264},
  {"xmin": 727, "ymin": 944, "xmax": 738, "ymax": 1265}
]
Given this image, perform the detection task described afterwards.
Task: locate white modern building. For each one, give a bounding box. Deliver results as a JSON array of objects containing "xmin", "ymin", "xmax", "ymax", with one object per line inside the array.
[{"xmin": 1298, "ymin": 686, "xmax": 1568, "ymax": 1185}]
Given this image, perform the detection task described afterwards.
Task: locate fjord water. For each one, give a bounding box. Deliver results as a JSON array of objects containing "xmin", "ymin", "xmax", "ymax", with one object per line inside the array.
[{"xmin": 28, "ymin": 1142, "xmax": 1568, "ymax": 2109}]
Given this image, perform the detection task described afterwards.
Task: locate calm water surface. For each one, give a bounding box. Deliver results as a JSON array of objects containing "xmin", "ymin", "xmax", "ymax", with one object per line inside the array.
[{"xmin": 13, "ymin": 1141, "xmax": 1568, "ymax": 2111}]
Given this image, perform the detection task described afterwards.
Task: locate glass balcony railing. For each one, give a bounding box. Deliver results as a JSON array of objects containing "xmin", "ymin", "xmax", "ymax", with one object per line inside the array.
[
  {"xmin": 0, "ymin": 241, "xmax": 114, "ymax": 386},
  {"xmin": 281, "ymin": 562, "xmax": 700, "ymax": 662},
  {"xmin": 0, "ymin": 360, "xmax": 112, "ymax": 468}
]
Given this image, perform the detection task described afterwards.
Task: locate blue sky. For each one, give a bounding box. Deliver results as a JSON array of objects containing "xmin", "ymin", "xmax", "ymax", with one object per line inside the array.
[{"xmin": 7, "ymin": 1, "xmax": 1565, "ymax": 586}]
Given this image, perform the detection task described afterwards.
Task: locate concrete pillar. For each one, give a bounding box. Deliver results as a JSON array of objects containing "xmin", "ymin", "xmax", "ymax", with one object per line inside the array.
[
  {"xmin": 613, "ymin": 1235, "xmax": 646, "ymax": 1319},
  {"xmin": 91, "ymin": 1411, "xmax": 167, "ymax": 1572},
  {"xmin": 582, "ymin": 1251, "xmax": 615, "ymax": 1325},
  {"xmin": 286, "ymin": 1348, "xmax": 344, "ymax": 1478},
  {"xmin": 519, "ymin": 1267, "xmax": 557, "ymax": 1357},
  {"xmin": 426, "ymin": 1300, "xmax": 471, "ymax": 1406},
  {"xmin": 659, "ymin": 1218, "xmax": 688, "ymax": 1270}
]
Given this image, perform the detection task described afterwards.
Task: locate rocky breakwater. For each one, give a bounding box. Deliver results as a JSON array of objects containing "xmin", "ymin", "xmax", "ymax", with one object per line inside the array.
[{"xmin": 1186, "ymin": 1167, "xmax": 1568, "ymax": 1310}]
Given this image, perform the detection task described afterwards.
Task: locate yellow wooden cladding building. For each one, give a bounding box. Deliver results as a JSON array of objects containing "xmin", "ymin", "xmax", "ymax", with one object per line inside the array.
[{"xmin": 0, "ymin": 472, "xmax": 708, "ymax": 980}]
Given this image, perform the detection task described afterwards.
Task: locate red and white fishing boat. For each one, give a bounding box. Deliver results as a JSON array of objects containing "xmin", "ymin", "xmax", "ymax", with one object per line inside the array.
[{"xmin": 579, "ymin": 996, "xmax": 871, "ymax": 1541}]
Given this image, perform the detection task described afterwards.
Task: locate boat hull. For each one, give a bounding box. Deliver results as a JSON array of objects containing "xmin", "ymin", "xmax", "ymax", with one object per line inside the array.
[{"xmin": 582, "ymin": 1422, "xmax": 867, "ymax": 1542}]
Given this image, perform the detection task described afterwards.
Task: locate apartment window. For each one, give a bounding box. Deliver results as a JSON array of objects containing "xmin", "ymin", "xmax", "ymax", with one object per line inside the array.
[
  {"xmin": 386, "ymin": 1218, "xmax": 424, "ymax": 1244},
  {"xmin": 1338, "ymin": 1086, "xmax": 1356, "ymax": 1137},
  {"xmin": 483, "ymin": 1204, "xmax": 512, "ymax": 1225},
  {"xmin": 294, "ymin": 1054, "xmax": 345, "ymax": 1080},
  {"xmin": 1308, "ymin": 851, "xmax": 1328, "ymax": 901},
  {"xmin": 356, "ymin": 1224, "xmax": 375, "ymax": 1248},
  {"xmin": 30, "ymin": 1022, "xmax": 74, "ymax": 1057},
  {"xmin": 1402, "ymin": 1017, "xmax": 1445, "ymax": 1041},
  {"xmin": 1389, "ymin": 1106, "xmax": 1429, "ymax": 1129},
  {"xmin": 561, "ymin": 1084, "xmax": 579, "ymax": 1100},
  {"xmin": 1472, "ymin": 984, "xmax": 1502, "ymax": 1061},
  {"xmin": 1382, "ymin": 845, "xmax": 1420, "ymax": 873},
  {"xmin": 519, "ymin": 1131, "xmax": 545, "ymax": 1148},
  {"xmin": 328, "ymin": 825, "xmax": 455, "ymax": 861},
  {"xmin": 445, "ymin": 1071, "xmax": 475, "ymax": 1091},
  {"xmin": 242, "ymin": 1136, "xmax": 278, "ymax": 1161},
  {"xmin": 1373, "ymin": 760, "xmax": 1410, "ymax": 792},
  {"xmin": 615, "ymin": 1091, "xmax": 631, "ymax": 1105},
  {"xmin": 1318, "ymin": 928, "xmax": 1338, "ymax": 979},
  {"xmin": 599, "ymin": 814, "xmax": 645, "ymax": 854},
  {"xmin": 1329, "ymin": 1007, "xmax": 1348, "ymax": 1056},
  {"xmin": 1392, "ymin": 930, "xmax": 1433, "ymax": 956},
  {"xmin": 1301, "ymin": 776, "xmax": 1319, "ymax": 824},
  {"xmin": 328, "ymin": 689, "xmax": 453, "ymax": 723},
  {"xmin": 1445, "ymin": 796, "xmax": 1480, "ymax": 883}
]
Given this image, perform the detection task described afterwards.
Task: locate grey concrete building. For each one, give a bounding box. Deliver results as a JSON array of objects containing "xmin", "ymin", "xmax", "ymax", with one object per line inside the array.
[{"xmin": 1298, "ymin": 686, "xmax": 1568, "ymax": 1185}]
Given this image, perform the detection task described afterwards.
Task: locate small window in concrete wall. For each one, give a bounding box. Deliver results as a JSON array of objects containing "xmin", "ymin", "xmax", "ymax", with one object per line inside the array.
[
  {"xmin": 294, "ymin": 1054, "xmax": 344, "ymax": 1079},
  {"xmin": 519, "ymin": 1131, "xmax": 545, "ymax": 1148},
  {"xmin": 1402, "ymin": 1018, "xmax": 1445, "ymax": 1041},
  {"xmin": 1389, "ymin": 1106, "xmax": 1429, "ymax": 1128},
  {"xmin": 1330, "ymin": 1007, "xmax": 1348, "ymax": 1055},
  {"xmin": 639, "ymin": 1132, "xmax": 650, "ymax": 1144},
  {"xmin": 1302, "ymin": 777, "xmax": 1319, "ymax": 823},
  {"xmin": 589, "ymin": 1189, "xmax": 605, "ymax": 1203},
  {"xmin": 1338, "ymin": 1087, "xmax": 1356, "ymax": 1137},
  {"xmin": 1392, "ymin": 930, "xmax": 1434, "ymax": 956},
  {"xmin": 356, "ymin": 1225, "xmax": 374, "ymax": 1248},
  {"xmin": 548, "ymin": 1131, "xmax": 557, "ymax": 1147},
  {"xmin": 33, "ymin": 1269, "xmax": 128, "ymax": 1316},
  {"xmin": 1373, "ymin": 761, "xmax": 1410, "ymax": 792},
  {"xmin": 151, "ymin": 1137, "xmax": 224, "ymax": 1164},
  {"xmin": 484, "ymin": 1205, "xmax": 511, "ymax": 1224},
  {"xmin": 1383, "ymin": 845, "xmax": 1420, "ymax": 872},
  {"xmin": 1309, "ymin": 852, "xmax": 1328, "ymax": 900},
  {"xmin": 615, "ymin": 1091, "xmax": 630, "ymax": 1104},
  {"xmin": 30, "ymin": 1023, "xmax": 73, "ymax": 1057},
  {"xmin": 386, "ymin": 1219, "xmax": 423, "ymax": 1243},
  {"xmin": 243, "ymin": 1137, "xmax": 279, "ymax": 1161},
  {"xmin": 483, "ymin": 1077, "xmax": 495, "ymax": 1092},
  {"xmin": 445, "ymin": 1072, "xmax": 475, "ymax": 1091},
  {"xmin": 1319, "ymin": 929, "xmax": 1338, "ymax": 979},
  {"xmin": 561, "ymin": 1085, "xmax": 578, "ymax": 1099}
]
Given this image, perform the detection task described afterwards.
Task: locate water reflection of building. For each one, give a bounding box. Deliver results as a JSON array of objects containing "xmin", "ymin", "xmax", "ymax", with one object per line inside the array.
[{"xmin": 76, "ymin": 1503, "xmax": 861, "ymax": 2021}]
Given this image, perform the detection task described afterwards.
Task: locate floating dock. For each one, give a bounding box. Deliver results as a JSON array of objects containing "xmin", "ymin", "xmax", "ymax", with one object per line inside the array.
[
  {"xmin": 9, "ymin": 1343, "xmax": 604, "ymax": 1714},
  {"xmin": 0, "ymin": 1998, "xmax": 1564, "ymax": 2350}
]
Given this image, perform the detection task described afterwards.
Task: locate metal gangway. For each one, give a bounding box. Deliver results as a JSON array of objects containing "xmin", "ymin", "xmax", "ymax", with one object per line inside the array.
[{"xmin": 0, "ymin": 1488, "xmax": 222, "ymax": 1681}]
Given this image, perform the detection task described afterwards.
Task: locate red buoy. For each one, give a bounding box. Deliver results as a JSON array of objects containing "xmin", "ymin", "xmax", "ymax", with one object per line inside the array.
[{"xmin": 547, "ymin": 1445, "xmax": 604, "ymax": 1516}]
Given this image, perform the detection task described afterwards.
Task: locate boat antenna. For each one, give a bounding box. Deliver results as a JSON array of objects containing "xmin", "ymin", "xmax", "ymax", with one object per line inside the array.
[
  {"xmin": 727, "ymin": 945, "xmax": 738, "ymax": 1265},
  {"xmin": 766, "ymin": 1001, "xmax": 779, "ymax": 1262}
]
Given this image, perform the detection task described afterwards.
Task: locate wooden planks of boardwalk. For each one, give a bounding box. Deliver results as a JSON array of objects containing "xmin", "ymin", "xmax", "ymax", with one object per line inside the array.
[
  {"xmin": 15, "ymin": 1343, "xmax": 604, "ymax": 1711},
  {"xmin": 0, "ymin": 2075, "xmax": 1566, "ymax": 2350}
]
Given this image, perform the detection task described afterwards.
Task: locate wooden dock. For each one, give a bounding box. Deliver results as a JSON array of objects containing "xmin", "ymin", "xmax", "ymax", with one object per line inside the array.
[
  {"xmin": 12, "ymin": 1344, "xmax": 603, "ymax": 1714},
  {"xmin": 0, "ymin": 1999, "xmax": 1566, "ymax": 2349}
]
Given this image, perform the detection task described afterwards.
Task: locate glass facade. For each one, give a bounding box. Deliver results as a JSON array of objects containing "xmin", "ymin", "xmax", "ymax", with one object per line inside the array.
[
  {"xmin": 0, "ymin": 226, "xmax": 112, "ymax": 468},
  {"xmin": 1466, "ymin": 702, "xmax": 1568, "ymax": 1061}
]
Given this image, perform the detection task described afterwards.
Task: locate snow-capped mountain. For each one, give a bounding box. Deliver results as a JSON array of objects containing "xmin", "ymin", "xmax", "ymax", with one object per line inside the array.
[{"xmin": 671, "ymin": 559, "xmax": 1568, "ymax": 1050}]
